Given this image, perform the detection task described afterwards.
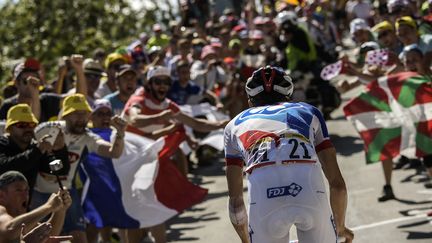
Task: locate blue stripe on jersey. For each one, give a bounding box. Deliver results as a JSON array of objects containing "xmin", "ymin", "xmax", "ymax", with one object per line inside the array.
[
  {"xmin": 234, "ymin": 102, "xmax": 317, "ymax": 139},
  {"xmin": 309, "ymin": 104, "xmax": 330, "ymax": 138},
  {"xmin": 286, "ymin": 108, "xmax": 312, "ymax": 139}
]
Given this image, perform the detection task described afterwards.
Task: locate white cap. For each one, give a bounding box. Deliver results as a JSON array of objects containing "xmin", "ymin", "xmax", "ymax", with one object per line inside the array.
[
  {"xmin": 350, "ymin": 18, "xmax": 370, "ymax": 35},
  {"xmin": 92, "ymin": 99, "xmax": 112, "ymax": 113},
  {"xmin": 146, "ymin": 65, "xmax": 171, "ymax": 80}
]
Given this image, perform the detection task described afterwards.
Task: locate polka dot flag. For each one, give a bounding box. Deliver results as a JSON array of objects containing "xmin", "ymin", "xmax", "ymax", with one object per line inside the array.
[
  {"xmin": 365, "ymin": 49, "xmax": 389, "ymax": 66},
  {"xmin": 320, "ymin": 60, "xmax": 344, "ymax": 81}
]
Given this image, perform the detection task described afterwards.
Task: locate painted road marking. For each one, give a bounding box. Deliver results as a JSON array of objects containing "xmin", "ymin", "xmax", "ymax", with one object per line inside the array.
[{"xmin": 352, "ymin": 214, "xmax": 429, "ymax": 231}]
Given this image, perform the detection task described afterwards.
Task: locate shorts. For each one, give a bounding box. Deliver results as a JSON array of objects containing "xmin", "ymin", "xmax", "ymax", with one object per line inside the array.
[
  {"xmin": 247, "ymin": 164, "xmax": 337, "ymax": 243},
  {"xmin": 30, "ymin": 188, "xmax": 86, "ymax": 233}
]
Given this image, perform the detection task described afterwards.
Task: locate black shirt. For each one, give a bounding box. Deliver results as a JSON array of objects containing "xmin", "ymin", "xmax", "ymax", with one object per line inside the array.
[
  {"xmin": 0, "ymin": 136, "xmax": 70, "ymax": 195},
  {"xmin": 0, "ymin": 93, "xmax": 63, "ymax": 122}
]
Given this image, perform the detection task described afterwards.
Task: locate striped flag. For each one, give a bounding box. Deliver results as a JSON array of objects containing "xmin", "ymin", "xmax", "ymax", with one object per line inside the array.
[
  {"xmin": 79, "ymin": 128, "xmax": 208, "ymax": 228},
  {"xmin": 343, "ymin": 72, "xmax": 432, "ymax": 163}
]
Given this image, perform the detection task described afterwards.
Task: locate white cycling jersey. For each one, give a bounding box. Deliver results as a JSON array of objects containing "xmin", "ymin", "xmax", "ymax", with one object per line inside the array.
[{"xmin": 224, "ymin": 102, "xmax": 337, "ymax": 243}]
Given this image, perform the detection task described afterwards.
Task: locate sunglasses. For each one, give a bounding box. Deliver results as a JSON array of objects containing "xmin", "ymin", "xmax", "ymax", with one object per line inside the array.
[
  {"xmin": 85, "ymin": 73, "xmax": 102, "ymax": 80},
  {"xmin": 14, "ymin": 122, "xmax": 37, "ymax": 129},
  {"xmin": 152, "ymin": 78, "xmax": 172, "ymax": 86}
]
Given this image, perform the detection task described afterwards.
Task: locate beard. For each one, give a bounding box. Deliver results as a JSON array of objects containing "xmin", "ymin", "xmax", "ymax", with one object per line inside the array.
[
  {"xmin": 150, "ymin": 87, "xmax": 167, "ymax": 102},
  {"xmin": 69, "ymin": 123, "xmax": 87, "ymax": 134}
]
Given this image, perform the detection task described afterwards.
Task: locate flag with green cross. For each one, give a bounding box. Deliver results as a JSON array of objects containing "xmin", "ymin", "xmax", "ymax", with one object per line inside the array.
[{"xmin": 343, "ymin": 72, "xmax": 432, "ymax": 164}]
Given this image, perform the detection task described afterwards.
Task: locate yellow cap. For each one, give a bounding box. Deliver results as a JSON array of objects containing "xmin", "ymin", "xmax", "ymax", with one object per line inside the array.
[
  {"xmin": 61, "ymin": 94, "xmax": 92, "ymax": 118},
  {"xmin": 395, "ymin": 16, "xmax": 417, "ymax": 30},
  {"xmin": 104, "ymin": 53, "xmax": 128, "ymax": 69},
  {"xmin": 372, "ymin": 21, "xmax": 394, "ymax": 33},
  {"xmin": 6, "ymin": 104, "xmax": 38, "ymax": 130}
]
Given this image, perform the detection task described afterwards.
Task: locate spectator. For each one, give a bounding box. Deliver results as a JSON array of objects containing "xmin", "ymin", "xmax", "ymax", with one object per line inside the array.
[
  {"xmin": 190, "ymin": 45, "xmax": 227, "ymax": 92},
  {"xmin": 350, "ymin": 18, "xmax": 373, "ymax": 46},
  {"xmin": 124, "ymin": 65, "xmax": 227, "ymax": 243},
  {"xmin": 371, "ymin": 20, "xmax": 404, "ymax": 55},
  {"xmin": 0, "ymin": 104, "xmax": 69, "ymax": 199},
  {"xmin": 0, "ymin": 171, "xmax": 71, "ymax": 243},
  {"xmin": 345, "ymin": 0, "xmax": 374, "ymax": 23},
  {"xmin": 96, "ymin": 53, "xmax": 128, "ymax": 98},
  {"xmin": 67, "ymin": 58, "xmax": 106, "ymax": 107},
  {"xmin": 395, "ymin": 16, "xmax": 432, "ymax": 67},
  {"xmin": 103, "ymin": 64, "xmax": 138, "ymax": 115},
  {"xmin": 277, "ymin": 11, "xmax": 318, "ymax": 72},
  {"xmin": 146, "ymin": 24, "xmax": 170, "ymax": 49},
  {"xmin": 0, "ymin": 58, "xmax": 64, "ymax": 122},
  {"xmin": 168, "ymin": 61, "xmax": 221, "ymax": 106},
  {"xmin": 92, "ymin": 48, "xmax": 107, "ymax": 66},
  {"xmin": 30, "ymin": 94, "xmax": 127, "ymax": 243}
]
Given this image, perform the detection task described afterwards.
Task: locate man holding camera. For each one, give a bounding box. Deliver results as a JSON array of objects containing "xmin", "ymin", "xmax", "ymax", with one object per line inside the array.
[
  {"xmin": 0, "ymin": 104, "xmax": 69, "ymax": 199},
  {"xmin": 30, "ymin": 93, "xmax": 126, "ymax": 243}
]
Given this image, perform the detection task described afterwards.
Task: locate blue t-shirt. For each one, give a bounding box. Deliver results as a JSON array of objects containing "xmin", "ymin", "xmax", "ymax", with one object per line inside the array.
[
  {"xmin": 167, "ymin": 80, "xmax": 202, "ymax": 105},
  {"xmin": 103, "ymin": 91, "xmax": 126, "ymax": 115}
]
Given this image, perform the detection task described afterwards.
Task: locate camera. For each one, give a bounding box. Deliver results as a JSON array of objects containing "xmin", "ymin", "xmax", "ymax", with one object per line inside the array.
[{"xmin": 49, "ymin": 159, "xmax": 63, "ymax": 172}]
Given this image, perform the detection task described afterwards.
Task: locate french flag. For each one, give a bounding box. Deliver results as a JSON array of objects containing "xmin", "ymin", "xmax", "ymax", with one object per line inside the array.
[{"xmin": 79, "ymin": 128, "xmax": 208, "ymax": 228}]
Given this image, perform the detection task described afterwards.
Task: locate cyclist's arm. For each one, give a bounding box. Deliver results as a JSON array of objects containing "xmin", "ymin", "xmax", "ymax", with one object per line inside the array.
[{"xmin": 226, "ymin": 163, "xmax": 250, "ymax": 243}]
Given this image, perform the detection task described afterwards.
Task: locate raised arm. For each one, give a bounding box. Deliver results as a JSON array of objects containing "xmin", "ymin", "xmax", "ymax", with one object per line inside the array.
[
  {"xmin": 69, "ymin": 54, "xmax": 87, "ymax": 96},
  {"xmin": 96, "ymin": 116, "xmax": 127, "ymax": 158},
  {"xmin": 174, "ymin": 111, "xmax": 227, "ymax": 132},
  {"xmin": 128, "ymin": 106, "xmax": 173, "ymax": 128}
]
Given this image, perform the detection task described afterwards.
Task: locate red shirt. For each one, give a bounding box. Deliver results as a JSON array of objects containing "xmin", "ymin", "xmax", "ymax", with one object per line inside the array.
[{"xmin": 124, "ymin": 87, "xmax": 180, "ymax": 136}]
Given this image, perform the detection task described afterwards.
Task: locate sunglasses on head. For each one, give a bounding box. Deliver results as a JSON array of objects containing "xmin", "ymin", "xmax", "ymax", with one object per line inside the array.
[
  {"xmin": 152, "ymin": 78, "xmax": 171, "ymax": 86},
  {"xmin": 14, "ymin": 122, "xmax": 37, "ymax": 129}
]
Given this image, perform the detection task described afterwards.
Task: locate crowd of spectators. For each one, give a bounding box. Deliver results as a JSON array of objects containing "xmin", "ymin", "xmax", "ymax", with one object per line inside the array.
[{"xmin": 1, "ymin": 0, "xmax": 432, "ymax": 242}]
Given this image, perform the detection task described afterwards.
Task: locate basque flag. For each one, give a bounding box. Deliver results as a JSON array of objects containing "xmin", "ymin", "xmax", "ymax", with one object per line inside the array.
[{"xmin": 343, "ymin": 72, "xmax": 432, "ymax": 163}]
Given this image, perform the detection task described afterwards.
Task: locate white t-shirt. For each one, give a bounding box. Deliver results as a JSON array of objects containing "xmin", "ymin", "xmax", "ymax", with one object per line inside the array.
[{"xmin": 34, "ymin": 121, "xmax": 104, "ymax": 193}]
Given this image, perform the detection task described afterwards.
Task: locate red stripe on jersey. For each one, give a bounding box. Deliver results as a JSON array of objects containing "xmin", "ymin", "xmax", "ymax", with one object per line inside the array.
[
  {"xmin": 315, "ymin": 139, "xmax": 334, "ymax": 153},
  {"xmin": 225, "ymin": 158, "xmax": 244, "ymax": 167}
]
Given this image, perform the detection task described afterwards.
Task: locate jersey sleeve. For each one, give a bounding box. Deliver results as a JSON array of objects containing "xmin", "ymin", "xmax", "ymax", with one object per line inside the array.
[
  {"xmin": 224, "ymin": 120, "xmax": 244, "ymax": 167},
  {"xmin": 310, "ymin": 106, "xmax": 333, "ymax": 153}
]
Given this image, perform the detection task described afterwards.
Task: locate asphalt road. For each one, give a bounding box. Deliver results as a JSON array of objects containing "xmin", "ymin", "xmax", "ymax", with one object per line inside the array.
[{"xmin": 165, "ymin": 86, "xmax": 432, "ymax": 243}]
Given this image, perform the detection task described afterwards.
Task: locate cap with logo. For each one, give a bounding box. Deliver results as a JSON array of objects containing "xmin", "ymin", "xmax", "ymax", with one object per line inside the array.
[
  {"xmin": 147, "ymin": 65, "xmax": 171, "ymax": 80},
  {"xmin": 6, "ymin": 104, "xmax": 39, "ymax": 130},
  {"xmin": 350, "ymin": 18, "xmax": 370, "ymax": 35},
  {"xmin": 84, "ymin": 58, "xmax": 106, "ymax": 76},
  {"xmin": 13, "ymin": 58, "xmax": 41, "ymax": 81},
  {"xmin": 61, "ymin": 94, "xmax": 92, "ymax": 118},
  {"xmin": 116, "ymin": 64, "xmax": 137, "ymax": 78},
  {"xmin": 92, "ymin": 99, "xmax": 112, "ymax": 113}
]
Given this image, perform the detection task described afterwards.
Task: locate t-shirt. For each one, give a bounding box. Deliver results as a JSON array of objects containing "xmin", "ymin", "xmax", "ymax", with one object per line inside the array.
[
  {"xmin": 103, "ymin": 91, "xmax": 126, "ymax": 116},
  {"xmin": 224, "ymin": 102, "xmax": 333, "ymax": 173},
  {"xmin": 33, "ymin": 121, "xmax": 103, "ymax": 193},
  {"xmin": 0, "ymin": 93, "xmax": 63, "ymax": 122},
  {"xmin": 167, "ymin": 80, "xmax": 202, "ymax": 105},
  {"xmin": 124, "ymin": 87, "xmax": 180, "ymax": 135},
  {"xmin": 96, "ymin": 81, "xmax": 115, "ymax": 99}
]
